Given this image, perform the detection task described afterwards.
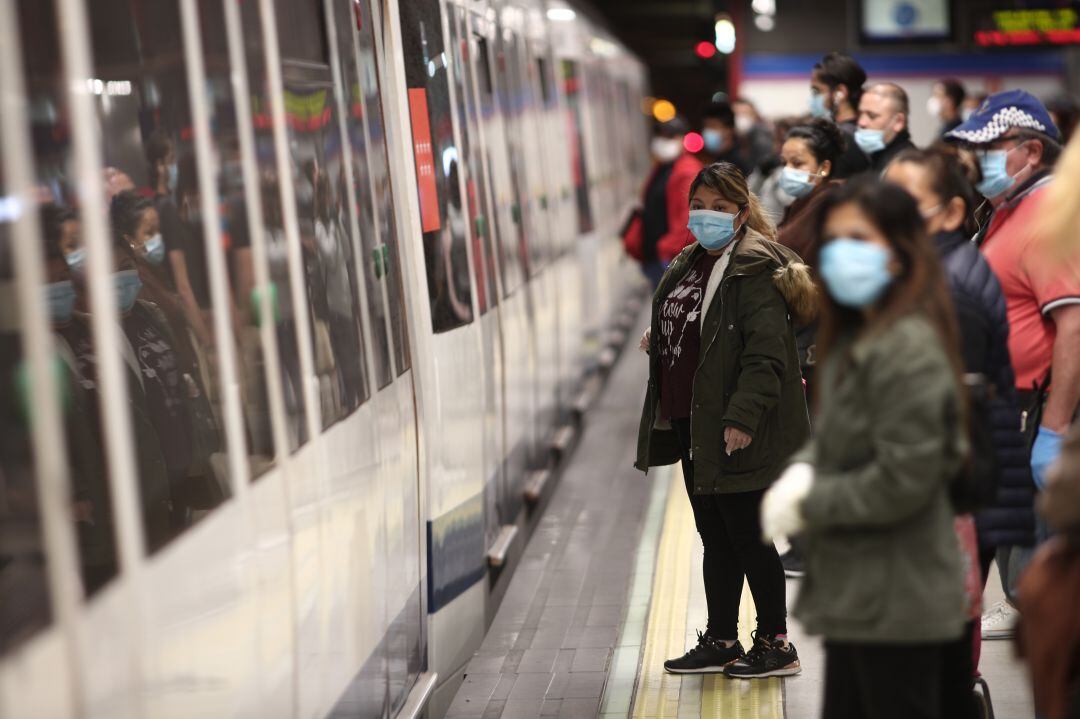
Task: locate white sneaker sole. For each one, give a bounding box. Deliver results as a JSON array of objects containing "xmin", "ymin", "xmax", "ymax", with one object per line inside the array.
[
  {"xmin": 663, "ymin": 664, "xmax": 733, "ymax": 674},
  {"xmin": 725, "ymin": 662, "xmax": 802, "ymax": 679}
]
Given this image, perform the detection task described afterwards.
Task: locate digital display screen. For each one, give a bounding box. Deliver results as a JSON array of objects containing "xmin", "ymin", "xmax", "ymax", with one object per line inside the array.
[
  {"xmin": 861, "ymin": 0, "xmax": 952, "ymax": 42},
  {"xmin": 975, "ymin": 7, "xmax": 1080, "ymax": 46}
]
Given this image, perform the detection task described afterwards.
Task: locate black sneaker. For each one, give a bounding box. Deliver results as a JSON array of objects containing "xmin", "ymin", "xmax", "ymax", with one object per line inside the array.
[
  {"xmin": 723, "ymin": 632, "xmax": 801, "ymax": 679},
  {"xmin": 663, "ymin": 631, "xmax": 745, "ymax": 674},
  {"xmin": 781, "ymin": 548, "xmax": 805, "ymax": 579}
]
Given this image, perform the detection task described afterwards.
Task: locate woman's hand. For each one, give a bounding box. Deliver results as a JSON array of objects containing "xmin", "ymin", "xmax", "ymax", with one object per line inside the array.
[
  {"xmin": 724, "ymin": 426, "xmax": 752, "ymax": 455},
  {"xmin": 761, "ymin": 463, "xmax": 815, "ymax": 541},
  {"xmin": 639, "ymin": 326, "xmax": 651, "ymax": 353}
]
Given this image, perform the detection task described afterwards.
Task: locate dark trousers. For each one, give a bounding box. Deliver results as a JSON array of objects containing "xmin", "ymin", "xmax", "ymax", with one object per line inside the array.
[
  {"xmin": 824, "ymin": 641, "xmax": 949, "ymax": 719},
  {"xmin": 672, "ymin": 418, "xmax": 787, "ymax": 638}
]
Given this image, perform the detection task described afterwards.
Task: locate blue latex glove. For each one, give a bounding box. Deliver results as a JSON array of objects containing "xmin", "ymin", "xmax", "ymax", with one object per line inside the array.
[{"xmin": 1031, "ymin": 426, "xmax": 1064, "ymax": 490}]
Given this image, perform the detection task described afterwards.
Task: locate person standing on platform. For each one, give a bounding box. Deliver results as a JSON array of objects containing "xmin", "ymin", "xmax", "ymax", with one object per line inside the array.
[
  {"xmin": 856, "ymin": 83, "xmax": 916, "ymax": 172},
  {"xmin": 928, "ymin": 79, "xmax": 967, "ymax": 138},
  {"xmin": 761, "ymin": 180, "xmax": 968, "ymax": 719},
  {"xmin": 701, "ymin": 101, "xmax": 752, "ymax": 175},
  {"xmin": 809, "ymin": 52, "xmax": 870, "ymax": 178},
  {"xmin": 636, "ymin": 162, "xmax": 815, "ymax": 678},
  {"xmin": 622, "ymin": 118, "xmax": 704, "ymax": 288}
]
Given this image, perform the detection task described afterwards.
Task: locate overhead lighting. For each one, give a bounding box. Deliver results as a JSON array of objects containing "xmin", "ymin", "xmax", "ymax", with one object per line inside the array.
[
  {"xmin": 715, "ymin": 17, "xmax": 736, "ymax": 54},
  {"xmin": 752, "ymin": 0, "xmax": 776, "ymax": 15},
  {"xmin": 683, "ymin": 132, "xmax": 705, "ymax": 153},
  {"xmin": 754, "ymin": 14, "xmax": 776, "ymax": 31},
  {"xmin": 652, "ymin": 99, "xmax": 676, "ymax": 123},
  {"xmin": 695, "ymin": 41, "xmax": 717, "ymax": 59},
  {"xmin": 546, "ymin": 7, "xmax": 576, "ymax": 22}
]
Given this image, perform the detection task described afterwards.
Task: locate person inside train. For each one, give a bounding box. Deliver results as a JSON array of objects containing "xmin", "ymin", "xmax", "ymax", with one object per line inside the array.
[
  {"xmin": 621, "ymin": 117, "xmax": 703, "ymax": 288},
  {"xmin": 808, "ymin": 51, "xmax": 870, "ymax": 178},
  {"xmin": 40, "ymin": 204, "xmax": 118, "ymax": 594},
  {"xmin": 884, "ymin": 147, "xmax": 1032, "ymax": 716},
  {"xmin": 636, "ymin": 162, "xmax": 814, "ymax": 679},
  {"xmin": 142, "ymin": 131, "xmax": 214, "ymax": 350},
  {"xmin": 762, "ymin": 180, "xmax": 968, "ymax": 719},
  {"xmin": 928, "ymin": 79, "xmax": 967, "ymax": 138},
  {"xmin": 855, "ymin": 82, "xmax": 916, "ymax": 172}
]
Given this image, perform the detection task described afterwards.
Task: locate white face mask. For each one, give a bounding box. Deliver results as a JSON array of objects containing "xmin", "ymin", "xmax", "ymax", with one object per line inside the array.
[
  {"xmin": 927, "ymin": 96, "xmax": 943, "ymax": 119},
  {"xmin": 651, "ymin": 137, "xmax": 683, "ymax": 163},
  {"xmin": 735, "ymin": 115, "xmax": 754, "ymax": 135}
]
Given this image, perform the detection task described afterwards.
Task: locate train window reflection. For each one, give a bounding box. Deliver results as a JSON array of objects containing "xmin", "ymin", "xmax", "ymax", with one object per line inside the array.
[
  {"xmin": 400, "ymin": 0, "xmax": 476, "ymax": 333},
  {"xmin": 561, "ymin": 60, "xmax": 594, "ymax": 236}
]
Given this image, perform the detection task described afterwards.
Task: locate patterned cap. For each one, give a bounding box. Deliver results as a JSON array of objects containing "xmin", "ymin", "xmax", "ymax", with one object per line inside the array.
[{"xmin": 946, "ymin": 89, "xmax": 1060, "ymax": 145}]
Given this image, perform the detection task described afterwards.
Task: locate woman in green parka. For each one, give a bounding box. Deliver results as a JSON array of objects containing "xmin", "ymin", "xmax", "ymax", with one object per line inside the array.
[
  {"xmin": 762, "ymin": 180, "xmax": 968, "ymax": 719},
  {"xmin": 636, "ymin": 162, "xmax": 816, "ymax": 678}
]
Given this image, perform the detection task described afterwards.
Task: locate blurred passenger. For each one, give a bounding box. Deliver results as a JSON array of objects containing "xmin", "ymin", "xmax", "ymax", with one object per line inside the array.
[
  {"xmin": 776, "ymin": 118, "xmax": 846, "ymax": 260},
  {"xmin": 809, "ymin": 52, "xmax": 870, "ymax": 178},
  {"xmin": 856, "ymin": 83, "xmax": 916, "ymax": 171},
  {"xmin": 621, "ymin": 118, "xmax": 703, "ymax": 287},
  {"xmin": 1045, "ymin": 92, "xmax": 1080, "ymax": 146},
  {"xmin": 762, "ymin": 180, "xmax": 968, "ymax": 719},
  {"xmin": 750, "ymin": 116, "xmax": 805, "ymax": 223},
  {"xmin": 103, "ymin": 166, "xmax": 135, "ymax": 204},
  {"xmin": 143, "ymin": 132, "xmax": 213, "ymax": 349},
  {"xmin": 701, "ymin": 101, "xmax": 751, "ymax": 175},
  {"xmin": 928, "ymin": 79, "xmax": 966, "ymax": 137},
  {"xmin": 636, "ymin": 162, "xmax": 813, "ymax": 678},
  {"xmin": 732, "ymin": 97, "xmax": 775, "ymax": 175},
  {"xmin": 962, "ymin": 92, "xmax": 988, "ymax": 123},
  {"xmin": 947, "ymin": 91, "xmax": 1080, "ymax": 539}
]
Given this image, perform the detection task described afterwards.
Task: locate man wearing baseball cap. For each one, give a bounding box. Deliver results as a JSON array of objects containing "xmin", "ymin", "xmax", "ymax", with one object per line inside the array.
[{"xmin": 947, "ymin": 90, "xmax": 1080, "ymax": 542}]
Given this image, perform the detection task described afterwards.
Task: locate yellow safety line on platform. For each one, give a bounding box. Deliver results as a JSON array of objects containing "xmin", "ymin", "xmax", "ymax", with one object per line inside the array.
[{"xmin": 631, "ymin": 469, "xmax": 784, "ymax": 719}]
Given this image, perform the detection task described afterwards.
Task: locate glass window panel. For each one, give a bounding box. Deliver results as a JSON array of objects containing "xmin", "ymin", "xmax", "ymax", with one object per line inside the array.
[
  {"xmin": 561, "ymin": 60, "xmax": 594, "ymax": 236},
  {"xmin": 493, "ymin": 29, "xmax": 536, "ymax": 278},
  {"xmin": 399, "ymin": 0, "xmax": 475, "ymax": 333}
]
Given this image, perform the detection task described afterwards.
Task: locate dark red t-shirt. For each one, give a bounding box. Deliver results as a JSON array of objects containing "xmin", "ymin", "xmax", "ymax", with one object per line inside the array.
[{"xmin": 658, "ymin": 252, "xmax": 722, "ymax": 420}]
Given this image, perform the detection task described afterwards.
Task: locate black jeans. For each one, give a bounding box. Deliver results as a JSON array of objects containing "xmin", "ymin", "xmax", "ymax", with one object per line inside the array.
[
  {"xmin": 672, "ymin": 418, "xmax": 787, "ymax": 639},
  {"xmin": 824, "ymin": 641, "xmax": 948, "ymax": 719}
]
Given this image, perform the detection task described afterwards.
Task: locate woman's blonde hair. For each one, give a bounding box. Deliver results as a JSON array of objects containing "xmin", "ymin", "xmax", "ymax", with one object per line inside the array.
[{"xmin": 688, "ymin": 162, "xmax": 777, "ymax": 241}]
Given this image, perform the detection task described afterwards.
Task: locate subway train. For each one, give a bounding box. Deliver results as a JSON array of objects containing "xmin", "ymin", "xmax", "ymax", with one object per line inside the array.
[{"xmin": 0, "ymin": 0, "xmax": 649, "ymax": 717}]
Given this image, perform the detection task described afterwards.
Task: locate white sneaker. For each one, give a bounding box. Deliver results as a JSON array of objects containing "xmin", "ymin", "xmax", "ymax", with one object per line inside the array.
[{"xmin": 981, "ymin": 600, "xmax": 1019, "ymax": 640}]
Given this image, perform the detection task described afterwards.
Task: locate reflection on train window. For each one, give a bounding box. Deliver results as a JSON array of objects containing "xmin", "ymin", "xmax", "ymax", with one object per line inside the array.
[
  {"xmin": 494, "ymin": 30, "xmax": 537, "ymax": 277},
  {"xmin": 195, "ymin": 0, "xmax": 279, "ymax": 475},
  {"xmin": 235, "ymin": 0, "xmax": 311, "ymax": 449},
  {"xmin": 449, "ymin": 6, "xmax": 497, "ymax": 314},
  {"xmin": 0, "ymin": 174, "xmax": 54, "ymax": 655},
  {"xmin": 561, "ymin": 60, "xmax": 594, "ymax": 235},
  {"xmin": 400, "ymin": 0, "xmax": 475, "ymax": 333},
  {"xmin": 272, "ymin": 0, "xmax": 372, "ymax": 427}
]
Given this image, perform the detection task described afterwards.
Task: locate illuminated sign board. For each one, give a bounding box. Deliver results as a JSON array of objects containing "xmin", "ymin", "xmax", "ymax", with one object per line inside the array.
[{"xmin": 975, "ymin": 8, "xmax": 1080, "ymax": 46}]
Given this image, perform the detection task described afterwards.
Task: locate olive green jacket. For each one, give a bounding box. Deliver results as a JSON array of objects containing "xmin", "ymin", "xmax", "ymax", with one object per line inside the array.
[
  {"xmin": 635, "ymin": 230, "xmax": 814, "ymax": 494},
  {"xmin": 793, "ymin": 314, "xmax": 968, "ymax": 644}
]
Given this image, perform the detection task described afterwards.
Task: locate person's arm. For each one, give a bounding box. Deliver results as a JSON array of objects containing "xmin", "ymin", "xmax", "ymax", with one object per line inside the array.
[
  {"xmin": 721, "ymin": 274, "xmax": 788, "ymax": 436},
  {"xmin": 1043, "ymin": 304, "xmax": 1080, "ymax": 431},
  {"xmin": 168, "ymin": 248, "xmax": 214, "ymax": 348},
  {"xmin": 799, "ymin": 323, "xmax": 960, "ymax": 529}
]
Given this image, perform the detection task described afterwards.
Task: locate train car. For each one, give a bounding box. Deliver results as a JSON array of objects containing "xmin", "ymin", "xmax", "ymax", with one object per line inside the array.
[{"xmin": 0, "ymin": 0, "xmax": 649, "ymax": 718}]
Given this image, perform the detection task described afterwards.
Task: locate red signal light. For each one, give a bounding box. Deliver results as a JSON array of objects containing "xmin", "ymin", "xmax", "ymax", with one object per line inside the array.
[
  {"xmin": 695, "ymin": 41, "xmax": 717, "ymax": 59},
  {"xmin": 684, "ymin": 132, "xmax": 705, "ymax": 153}
]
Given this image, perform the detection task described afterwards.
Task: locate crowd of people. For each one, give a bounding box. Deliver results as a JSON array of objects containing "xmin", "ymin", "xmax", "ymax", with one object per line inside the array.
[{"xmin": 627, "ymin": 51, "xmax": 1080, "ymax": 719}]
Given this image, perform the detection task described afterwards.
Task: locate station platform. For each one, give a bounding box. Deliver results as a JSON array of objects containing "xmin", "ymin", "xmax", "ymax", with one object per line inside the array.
[{"xmin": 445, "ymin": 313, "xmax": 1035, "ymax": 719}]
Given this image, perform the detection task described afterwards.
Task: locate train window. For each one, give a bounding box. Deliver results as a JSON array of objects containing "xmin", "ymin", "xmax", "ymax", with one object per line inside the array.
[
  {"xmin": 493, "ymin": 31, "xmax": 536, "ymax": 279},
  {"xmin": 561, "ymin": 60, "xmax": 595, "ymax": 235},
  {"xmin": 399, "ymin": 0, "xmax": 475, "ymax": 333},
  {"xmin": 271, "ymin": 2, "xmax": 373, "ymax": 426},
  {"xmin": 236, "ymin": 1, "xmax": 311, "ymax": 447},
  {"xmin": 355, "ymin": 0, "xmax": 410, "ymax": 376},
  {"xmin": 449, "ymin": 7, "xmax": 497, "ymax": 314},
  {"xmin": 193, "ymin": 0, "xmax": 281, "ymax": 475},
  {"xmin": 0, "ymin": 175, "xmax": 54, "ymax": 654}
]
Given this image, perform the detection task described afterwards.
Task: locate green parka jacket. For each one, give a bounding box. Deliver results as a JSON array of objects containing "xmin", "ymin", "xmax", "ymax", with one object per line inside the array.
[
  {"xmin": 635, "ymin": 229, "xmax": 815, "ymax": 494},
  {"xmin": 792, "ymin": 314, "xmax": 968, "ymax": 644}
]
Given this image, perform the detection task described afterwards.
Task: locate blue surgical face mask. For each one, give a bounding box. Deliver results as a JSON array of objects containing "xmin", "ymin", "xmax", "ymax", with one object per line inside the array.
[
  {"xmin": 45, "ymin": 280, "xmax": 76, "ymax": 324},
  {"xmin": 703, "ymin": 128, "xmax": 726, "ymax": 154},
  {"xmin": 113, "ymin": 270, "xmax": 143, "ymax": 313},
  {"xmin": 809, "ymin": 92, "xmax": 830, "ymax": 119},
  {"xmin": 778, "ymin": 167, "xmax": 818, "ymax": 199},
  {"xmin": 143, "ymin": 233, "xmax": 166, "ymax": 265},
  {"xmin": 854, "ymin": 128, "xmax": 887, "ymax": 155},
  {"xmin": 65, "ymin": 247, "xmax": 87, "ymax": 274},
  {"xmin": 977, "ymin": 149, "xmax": 1017, "ymax": 198},
  {"xmin": 819, "ymin": 238, "xmax": 894, "ymax": 308},
  {"xmin": 687, "ymin": 209, "xmax": 740, "ymax": 251}
]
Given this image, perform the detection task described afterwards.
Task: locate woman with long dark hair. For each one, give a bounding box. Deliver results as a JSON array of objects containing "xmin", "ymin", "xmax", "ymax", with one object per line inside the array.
[
  {"xmin": 636, "ymin": 162, "xmax": 815, "ymax": 678},
  {"xmin": 762, "ymin": 180, "xmax": 969, "ymax": 718}
]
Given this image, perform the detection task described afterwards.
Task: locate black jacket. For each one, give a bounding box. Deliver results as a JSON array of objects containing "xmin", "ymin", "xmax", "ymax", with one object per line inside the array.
[
  {"xmin": 934, "ymin": 230, "xmax": 1035, "ymax": 547},
  {"xmin": 868, "ymin": 130, "xmax": 916, "ymax": 172},
  {"xmin": 833, "ymin": 119, "xmax": 870, "ymax": 179}
]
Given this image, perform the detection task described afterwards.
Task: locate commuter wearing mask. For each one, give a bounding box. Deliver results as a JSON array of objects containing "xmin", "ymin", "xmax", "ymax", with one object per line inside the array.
[
  {"xmin": 947, "ymin": 91, "xmax": 1080, "ymax": 538},
  {"xmin": 701, "ymin": 102, "xmax": 752, "ymax": 175},
  {"xmin": 636, "ymin": 162, "xmax": 814, "ymax": 678},
  {"xmin": 856, "ymin": 83, "xmax": 916, "ymax": 171},
  {"xmin": 732, "ymin": 98, "xmax": 775, "ymax": 176},
  {"xmin": 622, "ymin": 118, "xmax": 704, "ymax": 287},
  {"xmin": 809, "ymin": 52, "xmax": 870, "ymax": 178},
  {"xmin": 928, "ymin": 79, "xmax": 967, "ymax": 137},
  {"xmin": 776, "ymin": 118, "xmax": 846, "ymax": 260},
  {"xmin": 762, "ymin": 180, "xmax": 968, "ymax": 719}
]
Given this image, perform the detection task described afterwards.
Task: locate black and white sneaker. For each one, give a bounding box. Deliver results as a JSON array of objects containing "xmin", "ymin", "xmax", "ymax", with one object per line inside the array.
[
  {"xmin": 663, "ymin": 631, "xmax": 744, "ymax": 674},
  {"xmin": 723, "ymin": 632, "xmax": 801, "ymax": 679},
  {"xmin": 781, "ymin": 548, "xmax": 805, "ymax": 579}
]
